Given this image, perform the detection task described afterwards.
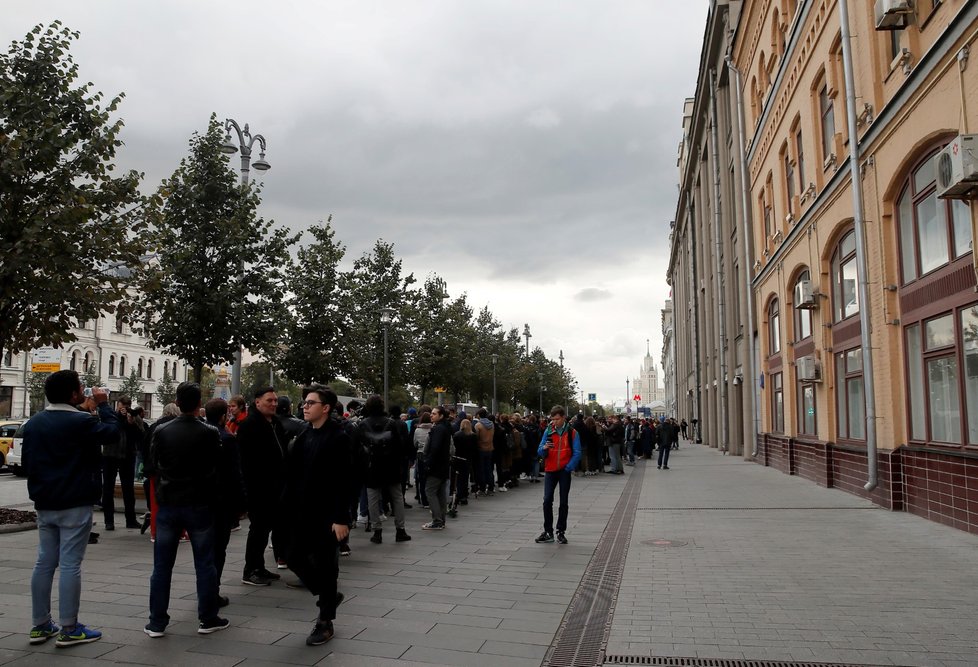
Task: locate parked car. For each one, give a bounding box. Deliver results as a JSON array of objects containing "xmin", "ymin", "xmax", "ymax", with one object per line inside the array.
[
  {"xmin": 0, "ymin": 420, "xmax": 24, "ymax": 470},
  {"xmin": 4, "ymin": 421, "xmax": 26, "ymax": 475}
]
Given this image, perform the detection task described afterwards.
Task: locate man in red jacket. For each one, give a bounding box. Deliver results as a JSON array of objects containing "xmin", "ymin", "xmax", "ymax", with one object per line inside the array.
[{"xmin": 534, "ymin": 406, "xmax": 582, "ymax": 546}]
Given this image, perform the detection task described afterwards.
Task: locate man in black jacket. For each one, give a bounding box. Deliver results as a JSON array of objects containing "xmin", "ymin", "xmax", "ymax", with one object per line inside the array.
[
  {"xmin": 282, "ymin": 384, "xmax": 352, "ymax": 646},
  {"xmin": 237, "ymin": 387, "xmax": 288, "ymax": 585},
  {"xmin": 422, "ymin": 405, "xmax": 452, "ymax": 530},
  {"xmin": 145, "ymin": 382, "xmax": 228, "ymax": 638},
  {"xmin": 356, "ymin": 395, "xmax": 411, "ymax": 544}
]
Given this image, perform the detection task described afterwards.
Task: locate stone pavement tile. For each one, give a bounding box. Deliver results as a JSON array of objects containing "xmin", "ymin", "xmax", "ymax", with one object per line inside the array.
[
  {"xmin": 477, "ymin": 639, "xmax": 548, "ymax": 659},
  {"xmin": 188, "ymin": 637, "xmax": 334, "ymax": 664},
  {"xmin": 450, "ymin": 604, "xmax": 564, "ymax": 623},
  {"xmin": 309, "ymin": 653, "xmax": 448, "ymax": 667},
  {"xmin": 400, "ymin": 645, "xmax": 539, "ymax": 667},
  {"xmin": 427, "ymin": 623, "xmax": 554, "ymax": 646},
  {"xmin": 498, "ymin": 617, "xmax": 559, "ymax": 634},
  {"xmin": 100, "ymin": 643, "xmax": 242, "ymax": 666},
  {"xmin": 383, "ymin": 609, "xmax": 498, "ymax": 629},
  {"xmin": 0, "ymin": 634, "xmax": 120, "ymax": 660},
  {"xmin": 0, "ymin": 648, "xmax": 27, "ymax": 666},
  {"xmin": 353, "ymin": 627, "xmax": 484, "ymax": 652},
  {"xmin": 3, "ymin": 653, "xmax": 97, "ymax": 667}
]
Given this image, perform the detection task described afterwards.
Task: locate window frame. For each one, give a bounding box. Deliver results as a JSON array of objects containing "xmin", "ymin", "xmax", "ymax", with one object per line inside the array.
[
  {"xmin": 836, "ymin": 347, "xmax": 866, "ymax": 441},
  {"xmin": 794, "ymin": 269, "xmax": 814, "ymax": 341},
  {"xmin": 771, "ymin": 372, "xmax": 784, "ymax": 433},
  {"xmin": 832, "ymin": 230, "xmax": 859, "ymax": 323},
  {"xmin": 818, "ymin": 83, "xmax": 835, "ymax": 163},
  {"xmin": 798, "ymin": 381, "xmax": 817, "ymax": 436},
  {"xmin": 768, "ymin": 298, "xmax": 781, "ymax": 356}
]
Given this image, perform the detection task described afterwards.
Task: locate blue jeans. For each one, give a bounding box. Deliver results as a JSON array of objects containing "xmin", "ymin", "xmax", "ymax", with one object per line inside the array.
[
  {"xmin": 609, "ymin": 443, "xmax": 623, "ymax": 472},
  {"xmin": 32, "ymin": 506, "xmax": 92, "ymax": 627},
  {"xmin": 542, "ymin": 469, "xmax": 572, "ymax": 534},
  {"xmin": 149, "ymin": 504, "xmax": 219, "ymax": 630},
  {"xmin": 657, "ymin": 445, "xmax": 671, "ymax": 468},
  {"xmin": 477, "ymin": 451, "xmax": 494, "ymax": 492},
  {"xmin": 625, "ymin": 441, "xmax": 636, "ymax": 464}
]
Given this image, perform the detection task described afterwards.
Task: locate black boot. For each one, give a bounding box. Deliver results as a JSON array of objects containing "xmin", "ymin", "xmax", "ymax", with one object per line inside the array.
[
  {"xmin": 395, "ymin": 528, "xmax": 411, "ymax": 542},
  {"xmin": 370, "ymin": 529, "xmax": 382, "ymax": 544}
]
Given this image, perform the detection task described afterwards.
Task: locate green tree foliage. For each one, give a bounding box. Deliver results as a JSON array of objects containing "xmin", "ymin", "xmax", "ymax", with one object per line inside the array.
[
  {"xmin": 133, "ymin": 115, "xmax": 297, "ymax": 382},
  {"xmin": 241, "ymin": 361, "xmax": 301, "ymax": 409},
  {"xmin": 344, "ymin": 240, "xmax": 416, "ymax": 395},
  {"xmin": 119, "ymin": 367, "xmax": 143, "ymax": 401},
  {"xmin": 155, "ymin": 367, "xmax": 175, "ymax": 406},
  {"xmin": 0, "ymin": 22, "xmax": 145, "ymax": 365},
  {"xmin": 80, "ymin": 365, "xmax": 103, "ymax": 390},
  {"xmin": 275, "ymin": 217, "xmax": 350, "ymax": 386}
]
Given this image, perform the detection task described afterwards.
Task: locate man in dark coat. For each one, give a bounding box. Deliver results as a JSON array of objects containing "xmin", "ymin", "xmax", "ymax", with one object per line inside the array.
[
  {"xmin": 356, "ymin": 395, "xmax": 411, "ymax": 544},
  {"xmin": 422, "ymin": 405, "xmax": 453, "ymax": 530},
  {"xmin": 236, "ymin": 387, "xmax": 288, "ymax": 585},
  {"xmin": 282, "ymin": 385, "xmax": 353, "ymax": 646}
]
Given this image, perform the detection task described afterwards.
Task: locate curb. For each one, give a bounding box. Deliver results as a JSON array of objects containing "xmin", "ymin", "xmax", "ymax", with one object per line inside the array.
[{"xmin": 0, "ymin": 522, "xmax": 37, "ymax": 534}]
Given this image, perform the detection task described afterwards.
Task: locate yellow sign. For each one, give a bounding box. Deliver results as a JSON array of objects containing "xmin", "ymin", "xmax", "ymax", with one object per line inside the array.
[
  {"xmin": 31, "ymin": 348, "xmax": 61, "ymax": 373},
  {"xmin": 433, "ymin": 387, "xmax": 446, "ymax": 394}
]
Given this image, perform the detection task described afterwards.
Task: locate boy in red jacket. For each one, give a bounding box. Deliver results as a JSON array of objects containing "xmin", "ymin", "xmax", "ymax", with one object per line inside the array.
[{"xmin": 534, "ymin": 406, "xmax": 581, "ymax": 545}]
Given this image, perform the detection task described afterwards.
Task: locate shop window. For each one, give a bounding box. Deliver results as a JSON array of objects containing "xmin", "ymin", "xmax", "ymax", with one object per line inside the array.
[
  {"xmin": 896, "ymin": 148, "xmax": 972, "ymax": 284},
  {"xmin": 832, "ymin": 230, "xmax": 859, "ymax": 322},
  {"xmin": 836, "ymin": 348, "xmax": 865, "ymax": 440},
  {"xmin": 768, "ymin": 298, "xmax": 781, "ymax": 355}
]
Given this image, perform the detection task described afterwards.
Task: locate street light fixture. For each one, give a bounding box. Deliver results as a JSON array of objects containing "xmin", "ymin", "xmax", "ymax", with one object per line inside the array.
[
  {"xmin": 537, "ymin": 371, "xmax": 544, "ymax": 415},
  {"xmin": 491, "ymin": 353, "xmax": 498, "ymax": 415},
  {"xmin": 223, "ymin": 117, "xmax": 271, "ymax": 397},
  {"xmin": 523, "ymin": 324, "xmax": 532, "ymax": 357},
  {"xmin": 380, "ymin": 307, "xmax": 395, "ymax": 408}
]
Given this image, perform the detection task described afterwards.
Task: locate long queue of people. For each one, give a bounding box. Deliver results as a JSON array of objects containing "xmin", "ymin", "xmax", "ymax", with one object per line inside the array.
[{"xmin": 21, "ymin": 369, "xmax": 683, "ymax": 651}]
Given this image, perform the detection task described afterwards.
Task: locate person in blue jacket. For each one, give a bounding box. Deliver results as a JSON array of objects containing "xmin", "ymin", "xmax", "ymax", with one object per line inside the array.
[
  {"xmin": 534, "ymin": 406, "xmax": 581, "ymax": 545},
  {"xmin": 23, "ymin": 370, "xmax": 120, "ymax": 647}
]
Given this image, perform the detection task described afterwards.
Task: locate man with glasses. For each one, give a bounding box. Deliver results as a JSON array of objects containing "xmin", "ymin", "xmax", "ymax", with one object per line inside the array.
[
  {"xmin": 535, "ymin": 406, "xmax": 581, "ymax": 545},
  {"xmin": 282, "ymin": 385, "xmax": 352, "ymax": 646}
]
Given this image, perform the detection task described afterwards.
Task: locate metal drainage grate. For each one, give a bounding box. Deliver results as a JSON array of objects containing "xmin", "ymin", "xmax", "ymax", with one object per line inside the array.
[
  {"xmin": 634, "ymin": 507, "xmax": 879, "ymax": 511},
  {"xmin": 542, "ymin": 465, "xmax": 645, "ymax": 667},
  {"xmin": 603, "ymin": 656, "xmax": 897, "ymax": 667}
]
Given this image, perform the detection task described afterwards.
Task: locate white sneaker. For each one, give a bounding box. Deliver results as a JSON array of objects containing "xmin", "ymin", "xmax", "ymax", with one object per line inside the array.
[{"xmin": 498, "ymin": 486, "xmax": 507, "ymax": 492}]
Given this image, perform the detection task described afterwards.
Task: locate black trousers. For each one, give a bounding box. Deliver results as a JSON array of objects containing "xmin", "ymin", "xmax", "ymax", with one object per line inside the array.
[
  {"xmin": 288, "ymin": 531, "xmax": 339, "ymax": 621},
  {"xmin": 244, "ymin": 505, "xmax": 283, "ymax": 574},
  {"xmin": 213, "ymin": 511, "xmax": 236, "ymax": 581},
  {"xmin": 102, "ymin": 455, "xmax": 137, "ymax": 527}
]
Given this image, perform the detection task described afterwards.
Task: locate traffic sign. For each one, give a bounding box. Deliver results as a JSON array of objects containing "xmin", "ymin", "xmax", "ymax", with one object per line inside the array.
[
  {"xmin": 31, "ymin": 347, "xmax": 62, "ymax": 373},
  {"xmin": 587, "ymin": 393, "xmax": 596, "ymax": 402}
]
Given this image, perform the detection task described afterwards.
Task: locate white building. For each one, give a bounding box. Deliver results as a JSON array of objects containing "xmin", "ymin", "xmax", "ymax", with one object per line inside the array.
[
  {"xmin": 631, "ymin": 341, "xmax": 663, "ymax": 409},
  {"xmin": 0, "ymin": 311, "xmax": 187, "ymax": 419},
  {"xmin": 661, "ymin": 300, "xmax": 675, "ymax": 417}
]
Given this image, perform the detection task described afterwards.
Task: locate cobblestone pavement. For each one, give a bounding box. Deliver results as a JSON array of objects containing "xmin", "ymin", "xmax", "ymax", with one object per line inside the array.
[
  {"xmin": 607, "ymin": 443, "xmax": 978, "ymax": 667},
  {"xmin": 3, "ymin": 443, "xmax": 978, "ymax": 666}
]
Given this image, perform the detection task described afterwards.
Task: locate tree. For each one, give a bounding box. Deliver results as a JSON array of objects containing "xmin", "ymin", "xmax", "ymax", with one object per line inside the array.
[
  {"xmin": 119, "ymin": 367, "xmax": 144, "ymax": 402},
  {"xmin": 344, "ymin": 240, "xmax": 416, "ymax": 395},
  {"xmin": 275, "ymin": 217, "xmax": 351, "ymax": 386},
  {"xmin": 133, "ymin": 115, "xmax": 297, "ymax": 382},
  {"xmin": 26, "ymin": 371, "xmax": 50, "ymax": 413},
  {"xmin": 80, "ymin": 365, "xmax": 103, "ymax": 390},
  {"xmin": 155, "ymin": 367, "xmax": 176, "ymax": 406},
  {"xmin": 241, "ymin": 361, "xmax": 301, "ymax": 409},
  {"xmin": 0, "ymin": 22, "xmax": 145, "ymax": 366}
]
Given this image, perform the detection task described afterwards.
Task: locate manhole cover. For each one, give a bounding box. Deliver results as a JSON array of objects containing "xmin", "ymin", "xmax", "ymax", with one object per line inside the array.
[{"xmin": 640, "ymin": 538, "xmax": 687, "ymax": 547}]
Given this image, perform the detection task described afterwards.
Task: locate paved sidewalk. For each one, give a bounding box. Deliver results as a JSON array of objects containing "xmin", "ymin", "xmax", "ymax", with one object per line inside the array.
[
  {"xmin": 0, "ymin": 468, "xmax": 629, "ymax": 666},
  {"xmin": 607, "ymin": 443, "xmax": 978, "ymax": 667}
]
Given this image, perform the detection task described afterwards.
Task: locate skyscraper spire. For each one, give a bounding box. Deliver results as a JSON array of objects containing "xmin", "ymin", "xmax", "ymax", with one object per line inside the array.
[{"xmin": 646, "ymin": 338, "xmax": 650, "ymax": 356}]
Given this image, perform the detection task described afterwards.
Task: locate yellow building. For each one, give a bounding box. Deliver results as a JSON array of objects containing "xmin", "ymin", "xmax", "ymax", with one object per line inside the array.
[{"xmin": 669, "ymin": 0, "xmax": 978, "ymax": 533}]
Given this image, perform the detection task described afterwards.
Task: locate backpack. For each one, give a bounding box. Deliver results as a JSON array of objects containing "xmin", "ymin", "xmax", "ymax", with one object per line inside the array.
[{"xmin": 361, "ymin": 419, "xmax": 395, "ymax": 470}]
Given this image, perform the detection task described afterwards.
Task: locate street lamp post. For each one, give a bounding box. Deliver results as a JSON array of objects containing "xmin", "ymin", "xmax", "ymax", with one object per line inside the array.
[
  {"xmin": 221, "ymin": 118, "xmax": 271, "ymax": 397},
  {"xmin": 491, "ymin": 353, "xmax": 498, "ymax": 415},
  {"xmin": 626, "ymin": 378, "xmax": 630, "ymax": 415},
  {"xmin": 380, "ymin": 307, "xmax": 395, "ymax": 408},
  {"xmin": 537, "ymin": 372, "xmax": 544, "ymax": 415},
  {"xmin": 523, "ymin": 324, "xmax": 532, "ymax": 357}
]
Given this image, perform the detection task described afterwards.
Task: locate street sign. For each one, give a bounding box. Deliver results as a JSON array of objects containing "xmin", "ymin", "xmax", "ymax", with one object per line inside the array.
[
  {"xmin": 587, "ymin": 393, "xmax": 596, "ymax": 402},
  {"xmin": 433, "ymin": 387, "xmax": 446, "ymax": 394},
  {"xmin": 31, "ymin": 347, "xmax": 62, "ymax": 373}
]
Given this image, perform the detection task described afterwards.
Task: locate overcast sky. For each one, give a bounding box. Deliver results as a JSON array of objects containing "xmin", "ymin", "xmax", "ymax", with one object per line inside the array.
[{"xmin": 4, "ymin": 1, "xmax": 708, "ymax": 407}]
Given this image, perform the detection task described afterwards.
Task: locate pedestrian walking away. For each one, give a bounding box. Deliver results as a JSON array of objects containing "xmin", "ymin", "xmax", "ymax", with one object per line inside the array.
[
  {"xmin": 422, "ymin": 405, "xmax": 452, "ymax": 530},
  {"xmin": 24, "ymin": 371, "xmax": 120, "ymax": 647},
  {"xmin": 355, "ymin": 395, "xmax": 412, "ymax": 544},
  {"xmin": 535, "ymin": 406, "xmax": 581, "ymax": 545},
  {"xmin": 145, "ymin": 382, "xmax": 229, "ymax": 638},
  {"xmin": 657, "ymin": 417, "xmax": 676, "ymax": 469},
  {"xmin": 281, "ymin": 385, "xmax": 353, "ymax": 646}
]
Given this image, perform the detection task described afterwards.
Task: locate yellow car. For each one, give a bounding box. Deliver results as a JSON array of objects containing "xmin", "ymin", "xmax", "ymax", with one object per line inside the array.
[{"xmin": 0, "ymin": 420, "xmax": 24, "ymax": 469}]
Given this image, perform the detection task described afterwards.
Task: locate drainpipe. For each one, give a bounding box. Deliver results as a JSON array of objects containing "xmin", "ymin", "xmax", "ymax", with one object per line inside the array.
[
  {"xmin": 687, "ymin": 191, "xmax": 703, "ymax": 443},
  {"xmin": 726, "ymin": 56, "xmax": 760, "ymax": 459},
  {"xmin": 708, "ymin": 69, "xmax": 729, "ymax": 453},
  {"xmin": 839, "ymin": 0, "xmax": 878, "ymax": 492}
]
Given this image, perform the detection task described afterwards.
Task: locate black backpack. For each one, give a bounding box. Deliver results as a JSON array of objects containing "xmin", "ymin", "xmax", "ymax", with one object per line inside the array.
[{"xmin": 361, "ymin": 418, "xmax": 395, "ymax": 469}]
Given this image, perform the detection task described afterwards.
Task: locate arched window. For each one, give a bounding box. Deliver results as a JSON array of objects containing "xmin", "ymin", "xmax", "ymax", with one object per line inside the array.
[
  {"xmin": 896, "ymin": 149, "xmax": 972, "ymax": 284},
  {"xmin": 84, "ymin": 352, "xmax": 94, "ymax": 372},
  {"xmin": 115, "ymin": 316, "xmax": 124, "ymax": 334},
  {"xmin": 70, "ymin": 351, "xmax": 78, "ymax": 372},
  {"xmin": 109, "ymin": 355, "xmax": 116, "ymax": 377},
  {"xmin": 2, "ymin": 351, "xmax": 11, "ymax": 367},
  {"xmin": 768, "ymin": 298, "xmax": 781, "ymax": 355},
  {"xmin": 794, "ymin": 270, "xmax": 813, "ymax": 341},
  {"xmin": 147, "ymin": 359, "xmax": 154, "ymax": 380},
  {"xmin": 119, "ymin": 356, "xmax": 127, "ymax": 377},
  {"xmin": 832, "ymin": 230, "xmax": 859, "ymax": 322},
  {"xmin": 163, "ymin": 360, "xmax": 169, "ymax": 378},
  {"xmin": 137, "ymin": 358, "xmax": 144, "ymax": 378}
]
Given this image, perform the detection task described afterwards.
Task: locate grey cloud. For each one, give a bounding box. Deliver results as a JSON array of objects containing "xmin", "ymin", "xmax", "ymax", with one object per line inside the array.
[{"xmin": 575, "ymin": 288, "xmax": 612, "ymax": 302}]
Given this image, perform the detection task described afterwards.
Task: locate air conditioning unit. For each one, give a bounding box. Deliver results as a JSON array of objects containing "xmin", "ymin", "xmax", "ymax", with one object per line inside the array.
[
  {"xmin": 874, "ymin": 0, "xmax": 913, "ymax": 30},
  {"xmin": 794, "ymin": 279, "xmax": 817, "ymax": 309},
  {"xmin": 936, "ymin": 134, "xmax": 978, "ymax": 200},
  {"xmin": 796, "ymin": 355, "xmax": 821, "ymax": 382}
]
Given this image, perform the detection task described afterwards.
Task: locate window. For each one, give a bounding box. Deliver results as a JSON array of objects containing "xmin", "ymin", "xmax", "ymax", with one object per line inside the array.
[
  {"xmin": 832, "ymin": 230, "xmax": 859, "ymax": 322},
  {"xmin": 137, "ymin": 358, "xmax": 144, "ymax": 378},
  {"xmin": 109, "ymin": 355, "xmax": 116, "ymax": 377},
  {"xmin": 115, "ymin": 316, "xmax": 124, "ymax": 334},
  {"xmin": 819, "ymin": 84, "xmax": 835, "ymax": 162},
  {"xmin": 796, "ymin": 129, "xmax": 806, "ymax": 192},
  {"xmin": 163, "ymin": 360, "xmax": 169, "ymax": 379},
  {"xmin": 70, "ymin": 351, "xmax": 78, "ymax": 372},
  {"xmin": 836, "ymin": 348, "xmax": 865, "ymax": 440},
  {"xmin": 896, "ymin": 149, "xmax": 972, "ymax": 284},
  {"xmin": 0, "ymin": 386, "xmax": 11, "ymax": 418},
  {"xmin": 2, "ymin": 351, "xmax": 11, "ymax": 367},
  {"xmin": 799, "ymin": 383, "xmax": 817, "ymax": 436},
  {"xmin": 889, "ymin": 29, "xmax": 903, "ymax": 62},
  {"xmin": 794, "ymin": 270, "xmax": 813, "ymax": 340},
  {"xmin": 84, "ymin": 352, "xmax": 93, "ymax": 372},
  {"xmin": 119, "ymin": 356, "xmax": 126, "ymax": 377},
  {"xmin": 768, "ymin": 298, "xmax": 781, "ymax": 355},
  {"xmin": 783, "ymin": 145, "xmax": 795, "ymax": 215},
  {"xmin": 147, "ymin": 359, "xmax": 154, "ymax": 380},
  {"xmin": 772, "ymin": 372, "xmax": 784, "ymax": 433}
]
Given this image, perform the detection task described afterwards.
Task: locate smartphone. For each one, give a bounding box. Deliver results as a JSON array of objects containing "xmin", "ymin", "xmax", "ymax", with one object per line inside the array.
[{"xmin": 83, "ymin": 387, "xmax": 93, "ymax": 398}]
